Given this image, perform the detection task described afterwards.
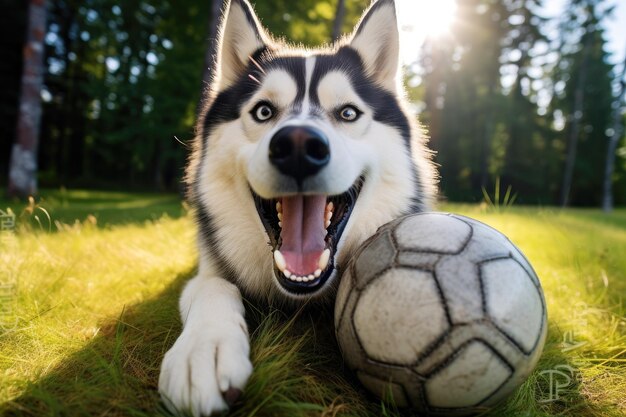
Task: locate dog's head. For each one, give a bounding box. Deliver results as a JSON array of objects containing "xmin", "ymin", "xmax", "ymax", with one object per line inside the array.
[{"xmin": 190, "ymin": 0, "xmax": 436, "ymax": 302}]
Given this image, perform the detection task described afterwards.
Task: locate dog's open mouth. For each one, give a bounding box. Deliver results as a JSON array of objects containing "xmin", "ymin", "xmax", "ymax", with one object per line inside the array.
[{"xmin": 252, "ymin": 178, "xmax": 364, "ymax": 294}]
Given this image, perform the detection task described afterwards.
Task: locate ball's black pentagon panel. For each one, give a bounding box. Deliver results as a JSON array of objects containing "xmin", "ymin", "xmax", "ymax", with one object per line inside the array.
[
  {"xmin": 434, "ymin": 255, "xmax": 484, "ymax": 324},
  {"xmin": 335, "ymin": 275, "xmax": 364, "ymax": 362},
  {"xmin": 334, "ymin": 267, "xmax": 355, "ymax": 330},
  {"xmin": 396, "ymin": 252, "xmax": 441, "ymax": 269},
  {"xmin": 353, "ymin": 229, "xmax": 397, "ymax": 290}
]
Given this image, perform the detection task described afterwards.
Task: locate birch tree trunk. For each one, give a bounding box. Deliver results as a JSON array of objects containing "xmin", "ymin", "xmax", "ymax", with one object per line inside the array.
[
  {"xmin": 8, "ymin": 0, "xmax": 47, "ymax": 199},
  {"xmin": 602, "ymin": 51, "xmax": 626, "ymax": 212}
]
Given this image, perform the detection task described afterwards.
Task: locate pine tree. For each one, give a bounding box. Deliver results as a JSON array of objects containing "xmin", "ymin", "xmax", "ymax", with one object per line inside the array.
[
  {"xmin": 554, "ymin": 0, "xmax": 615, "ymax": 206},
  {"xmin": 500, "ymin": 0, "xmax": 550, "ymax": 200},
  {"xmin": 420, "ymin": 0, "xmax": 511, "ymax": 200},
  {"xmin": 602, "ymin": 50, "xmax": 626, "ymax": 212}
]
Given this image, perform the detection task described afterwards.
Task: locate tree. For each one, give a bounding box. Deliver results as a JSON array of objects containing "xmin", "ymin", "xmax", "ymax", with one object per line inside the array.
[
  {"xmin": 500, "ymin": 0, "xmax": 551, "ymax": 199},
  {"xmin": 602, "ymin": 50, "xmax": 626, "ymax": 212},
  {"xmin": 0, "ymin": 1, "xmax": 28, "ymax": 183},
  {"xmin": 417, "ymin": 0, "xmax": 512, "ymax": 200},
  {"xmin": 559, "ymin": 32, "xmax": 592, "ymax": 207},
  {"xmin": 8, "ymin": 0, "xmax": 47, "ymax": 198},
  {"xmin": 554, "ymin": 0, "xmax": 615, "ymax": 207}
]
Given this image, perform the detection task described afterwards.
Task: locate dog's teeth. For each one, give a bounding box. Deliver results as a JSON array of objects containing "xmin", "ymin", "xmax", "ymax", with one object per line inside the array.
[
  {"xmin": 277, "ymin": 213, "xmax": 283, "ymax": 220},
  {"xmin": 276, "ymin": 201, "xmax": 282, "ymax": 212},
  {"xmin": 325, "ymin": 211, "xmax": 333, "ymax": 221},
  {"xmin": 308, "ymin": 274, "xmax": 314, "ymax": 280},
  {"xmin": 283, "ymin": 270, "xmax": 292, "ymax": 278},
  {"xmin": 319, "ymin": 249, "xmax": 330, "ymax": 270},
  {"xmin": 327, "ymin": 202, "xmax": 334, "ymax": 212},
  {"xmin": 296, "ymin": 276, "xmax": 303, "ymax": 282},
  {"xmin": 278, "ymin": 221, "xmax": 282, "ymax": 228},
  {"xmin": 325, "ymin": 220, "xmax": 331, "ymax": 228},
  {"xmin": 314, "ymin": 269, "xmax": 322, "ymax": 277},
  {"xmin": 273, "ymin": 250, "xmax": 286, "ymax": 271}
]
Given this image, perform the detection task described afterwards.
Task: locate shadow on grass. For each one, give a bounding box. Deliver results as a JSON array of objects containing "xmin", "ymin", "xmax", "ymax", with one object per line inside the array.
[
  {"xmin": 3, "ymin": 269, "xmax": 192, "ymax": 417},
  {"xmin": 3, "ymin": 282, "xmax": 623, "ymax": 417},
  {"xmin": 0, "ymin": 188, "xmax": 185, "ymax": 230},
  {"xmin": 2, "ymin": 270, "xmax": 384, "ymax": 417}
]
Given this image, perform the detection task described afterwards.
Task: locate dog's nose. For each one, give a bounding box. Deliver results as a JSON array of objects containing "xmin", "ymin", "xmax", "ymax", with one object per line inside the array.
[{"xmin": 269, "ymin": 126, "xmax": 330, "ymax": 182}]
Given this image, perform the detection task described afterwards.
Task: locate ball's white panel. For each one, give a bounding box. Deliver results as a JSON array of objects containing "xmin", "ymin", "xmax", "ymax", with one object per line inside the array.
[
  {"xmin": 357, "ymin": 371, "xmax": 410, "ymax": 408},
  {"xmin": 434, "ymin": 256, "xmax": 484, "ymax": 324},
  {"xmin": 414, "ymin": 321, "xmax": 525, "ymax": 377},
  {"xmin": 510, "ymin": 247, "xmax": 540, "ymax": 287},
  {"xmin": 353, "ymin": 268, "xmax": 448, "ymax": 364},
  {"xmin": 481, "ymin": 324, "xmax": 548, "ymax": 408},
  {"xmin": 425, "ymin": 341, "xmax": 512, "ymax": 408},
  {"xmin": 395, "ymin": 213, "xmax": 471, "ymax": 253},
  {"xmin": 353, "ymin": 230, "xmax": 397, "ymax": 290},
  {"xmin": 481, "ymin": 258, "xmax": 544, "ymax": 353},
  {"xmin": 397, "ymin": 252, "xmax": 441, "ymax": 269},
  {"xmin": 457, "ymin": 216, "xmax": 517, "ymax": 262}
]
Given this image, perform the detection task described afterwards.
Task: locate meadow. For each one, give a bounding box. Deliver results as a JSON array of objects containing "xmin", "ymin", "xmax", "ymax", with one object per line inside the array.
[{"xmin": 0, "ymin": 189, "xmax": 624, "ymax": 416}]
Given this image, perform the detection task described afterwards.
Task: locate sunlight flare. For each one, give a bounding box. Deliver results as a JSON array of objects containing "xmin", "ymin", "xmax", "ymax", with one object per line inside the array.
[
  {"xmin": 399, "ymin": 0, "xmax": 456, "ymax": 38},
  {"xmin": 397, "ymin": 0, "xmax": 457, "ymax": 63}
]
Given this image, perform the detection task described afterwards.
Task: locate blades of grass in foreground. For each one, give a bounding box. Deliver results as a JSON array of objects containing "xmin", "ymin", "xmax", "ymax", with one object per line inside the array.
[{"xmin": 0, "ymin": 192, "xmax": 625, "ymax": 416}]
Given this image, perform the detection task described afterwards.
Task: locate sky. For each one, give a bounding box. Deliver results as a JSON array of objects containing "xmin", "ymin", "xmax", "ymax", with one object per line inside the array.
[{"xmin": 396, "ymin": 0, "xmax": 626, "ymax": 69}]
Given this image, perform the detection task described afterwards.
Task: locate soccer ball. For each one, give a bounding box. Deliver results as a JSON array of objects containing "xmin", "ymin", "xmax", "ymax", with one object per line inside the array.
[{"xmin": 334, "ymin": 213, "xmax": 547, "ymax": 415}]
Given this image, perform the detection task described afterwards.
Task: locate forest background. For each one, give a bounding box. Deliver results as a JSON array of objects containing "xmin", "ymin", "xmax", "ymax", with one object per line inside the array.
[{"xmin": 2, "ymin": 0, "xmax": 626, "ymax": 208}]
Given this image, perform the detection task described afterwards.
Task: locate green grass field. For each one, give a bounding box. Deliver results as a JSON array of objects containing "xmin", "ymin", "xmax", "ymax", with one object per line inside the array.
[{"xmin": 0, "ymin": 189, "xmax": 625, "ymax": 417}]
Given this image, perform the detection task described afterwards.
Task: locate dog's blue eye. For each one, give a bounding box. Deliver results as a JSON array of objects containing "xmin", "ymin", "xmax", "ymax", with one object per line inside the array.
[
  {"xmin": 251, "ymin": 102, "xmax": 275, "ymax": 122},
  {"xmin": 338, "ymin": 105, "xmax": 361, "ymax": 122}
]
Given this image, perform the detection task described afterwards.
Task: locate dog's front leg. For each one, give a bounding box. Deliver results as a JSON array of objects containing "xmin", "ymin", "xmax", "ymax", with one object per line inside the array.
[{"xmin": 159, "ymin": 274, "xmax": 252, "ymax": 417}]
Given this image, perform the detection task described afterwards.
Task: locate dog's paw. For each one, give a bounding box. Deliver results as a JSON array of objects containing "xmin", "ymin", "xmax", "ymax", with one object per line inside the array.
[{"xmin": 159, "ymin": 322, "xmax": 252, "ymax": 417}]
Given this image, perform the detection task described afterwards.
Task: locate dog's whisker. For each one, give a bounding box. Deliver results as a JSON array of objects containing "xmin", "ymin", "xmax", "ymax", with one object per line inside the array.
[
  {"xmin": 249, "ymin": 55, "xmax": 266, "ymax": 74},
  {"xmin": 248, "ymin": 74, "xmax": 261, "ymax": 84},
  {"xmin": 172, "ymin": 135, "xmax": 190, "ymax": 149}
]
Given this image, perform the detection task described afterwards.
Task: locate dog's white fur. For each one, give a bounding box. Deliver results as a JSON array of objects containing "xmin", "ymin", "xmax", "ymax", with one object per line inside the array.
[{"xmin": 159, "ymin": 1, "xmax": 436, "ymax": 415}]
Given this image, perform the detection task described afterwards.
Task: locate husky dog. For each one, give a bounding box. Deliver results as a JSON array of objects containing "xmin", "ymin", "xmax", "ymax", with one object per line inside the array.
[{"xmin": 158, "ymin": 0, "xmax": 437, "ymax": 415}]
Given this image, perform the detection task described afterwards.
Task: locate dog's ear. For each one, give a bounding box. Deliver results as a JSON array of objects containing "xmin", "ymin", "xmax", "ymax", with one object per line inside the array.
[
  {"xmin": 349, "ymin": 0, "xmax": 400, "ymax": 92},
  {"xmin": 215, "ymin": 0, "xmax": 269, "ymax": 90}
]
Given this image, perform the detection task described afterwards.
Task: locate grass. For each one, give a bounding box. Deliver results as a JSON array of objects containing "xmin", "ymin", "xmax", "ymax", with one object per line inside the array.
[{"xmin": 0, "ymin": 189, "xmax": 625, "ymax": 416}]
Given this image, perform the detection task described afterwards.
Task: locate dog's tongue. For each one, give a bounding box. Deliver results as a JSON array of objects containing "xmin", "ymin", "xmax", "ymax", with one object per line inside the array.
[{"xmin": 280, "ymin": 195, "xmax": 327, "ymax": 275}]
